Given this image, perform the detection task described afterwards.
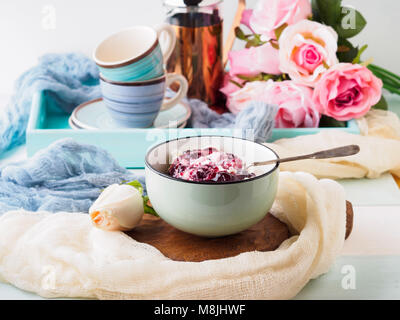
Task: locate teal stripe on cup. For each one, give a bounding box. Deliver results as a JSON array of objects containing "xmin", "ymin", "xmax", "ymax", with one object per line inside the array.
[
  {"xmin": 98, "ymin": 45, "xmax": 164, "ymax": 82},
  {"xmin": 93, "ymin": 24, "xmax": 176, "ymax": 83}
]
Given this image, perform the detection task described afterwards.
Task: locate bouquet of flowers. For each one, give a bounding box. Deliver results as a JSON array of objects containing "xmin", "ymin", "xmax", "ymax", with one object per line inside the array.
[{"xmin": 221, "ymin": 0, "xmax": 399, "ymax": 128}]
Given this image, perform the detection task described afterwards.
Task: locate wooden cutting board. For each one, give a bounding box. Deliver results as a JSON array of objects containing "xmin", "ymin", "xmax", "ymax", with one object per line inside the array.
[{"xmin": 127, "ymin": 201, "xmax": 354, "ymax": 262}]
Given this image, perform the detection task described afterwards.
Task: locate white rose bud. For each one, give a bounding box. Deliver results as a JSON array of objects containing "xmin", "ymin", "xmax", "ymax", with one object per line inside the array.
[{"xmin": 89, "ymin": 184, "xmax": 144, "ymax": 231}]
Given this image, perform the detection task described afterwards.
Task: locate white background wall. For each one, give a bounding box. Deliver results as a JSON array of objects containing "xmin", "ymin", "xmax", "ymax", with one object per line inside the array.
[{"xmin": 0, "ymin": 0, "xmax": 399, "ymax": 95}]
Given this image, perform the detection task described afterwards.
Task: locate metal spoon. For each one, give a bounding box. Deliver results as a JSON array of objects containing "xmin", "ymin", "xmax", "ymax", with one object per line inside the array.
[{"xmin": 248, "ymin": 145, "xmax": 360, "ymax": 169}]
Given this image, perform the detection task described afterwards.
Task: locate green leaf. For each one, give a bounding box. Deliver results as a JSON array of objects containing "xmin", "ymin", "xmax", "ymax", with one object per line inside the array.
[
  {"xmin": 229, "ymin": 79, "xmax": 244, "ymax": 88},
  {"xmin": 369, "ymin": 64, "xmax": 400, "ymax": 94},
  {"xmin": 369, "ymin": 64, "xmax": 400, "ymax": 83},
  {"xmin": 254, "ymin": 34, "xmax": 262, "ymax": 42},
  {"xmin": 335, "ymin": 7, "xmax": 367, "ymax": 39},
  {"xmin": 368, "ymin": 66, "xmax": 400, "ymax": 95},
  {"xmin": 312, "ymin": 0, "xmax": 342, "ymax": 26},
  {"xmin": 352, "ymin": 44, "xmax": 368, "ymax": 64},
  {"xmin": 270, "ymin": 41, "xmax": 280, "ymax": 50},
  {"xmin": 274, "ymin": 23, "xmax": 288, "ymax": 41},
  {"xmin": 142, "ymin": 196, "xmax": 159, "ymax": 217},
  {"xmin": 126, "ymin": 180, "xmax": 143, "ymax": 195},
  {"xmin": 233, "ymin": 73, "xmax": 282, "ymax": 84},
  {"xmin": 319, "ymin": 115, "xmax": 347, "ymax": 128},
  {"xmin": 237, "ymin": 74, "xmax": 263, "ymax": 81},
  {"xmin": 235, "ymin": 27, "xmax": 247, "ymax": 41},
  {"xmin": 382, "ymin": 84, "xmax": 400, "ymax": 96},
  {"xmin": 372, "ymin": 95, "xmax": 388, "ymax": 111},
  {"xmin": 337, "ymin": 38, "xmax": 359, "ymax": 63},
  {"xmin": 262, "ymin": 74, "xmax": 274, "ymax": 81},
  {"xmin": 243, "ymin": 33, "xmax": 267, "ymax": 48},
  {"xmin": 125, "ymin": 180, "xmax": 159, "ymax": 217},
  {"xmin": 311, "ymin": 0, "xmax": 322, "ymax": 22},
  {"xmin": 245, "ymin": 38, "xmax": 258, "ymax": 48}
]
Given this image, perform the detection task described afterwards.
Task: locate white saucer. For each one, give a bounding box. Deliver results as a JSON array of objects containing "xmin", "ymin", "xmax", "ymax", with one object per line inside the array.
[
  {"xmin": 68, "ymin": 116, "xmax": 81, "ymax": 129},
  {"xmin": 70, "ymin": 98, "xmax": 191, "ymax": 130},
  {"xmin": 69, "ymin": 116, "xmax": 187, "ymax": 130}
]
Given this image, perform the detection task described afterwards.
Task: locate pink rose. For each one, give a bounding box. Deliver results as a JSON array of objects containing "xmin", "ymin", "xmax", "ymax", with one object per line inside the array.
[
  {"xmin": 313, "ymin": 63, "xmax": 383, "ymax": 121},
  {"xmin": 249, "ymin": 0, "xmax": 312, "ymax": 41},
  {"xmin": 220, "ymin": 73, "xmax": 245, "ymax": 97},
  {"xmin": 227, "ymin": 80, "xmax": 320, "ymax": 128},
  {"xmin": 240, "ymin": 9, "xmax": 254, "ymax": 32},
  {"xmin": 279, "ymin": 20, "xmax": 338, "ymax": 87},
  {"xmin": 268, "ymin": 81, "xmax": 320, "ymax": 128},
  {"xmin": 225, "ymin": 81, "xmax": 264, "ymax": 115},
  {"xmin": 228, "ymin": 43, "xmax": 281, "ymax": 77}
]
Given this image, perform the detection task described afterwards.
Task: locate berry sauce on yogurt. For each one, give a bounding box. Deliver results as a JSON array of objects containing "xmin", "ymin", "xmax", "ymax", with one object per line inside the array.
[{"xmin": 168, "ymin": 148, "xmax": 256, "ymax": 183}]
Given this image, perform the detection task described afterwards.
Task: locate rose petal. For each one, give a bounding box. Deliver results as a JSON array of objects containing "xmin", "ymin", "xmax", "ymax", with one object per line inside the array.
[
  {"xmin": 241, "ymin": 9, "xmax": 254, "ymax": 31},
  {"xmin": 279, "ymin": 20, "xmax": 338, "ymax": 87},
  {"xmin": 228, "ymin": 44, "xmax": 281, "ymax": 77},
  {"xmin": 226, "ymin": 80, "xmax": 320, "ymax": 128},
  {"xmin": 313, "ymin": 63, "xmax": 383, "ymax": 121}
]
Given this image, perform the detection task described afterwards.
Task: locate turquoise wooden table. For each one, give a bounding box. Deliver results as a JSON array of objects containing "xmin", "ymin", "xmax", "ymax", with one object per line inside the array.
[{"xmin": 0, "ymin": 94, "xmax": 399, "ymax": 299}]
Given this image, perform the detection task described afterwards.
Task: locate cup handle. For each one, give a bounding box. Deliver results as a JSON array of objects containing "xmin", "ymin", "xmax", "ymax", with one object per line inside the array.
[
  {"xmin": 155, "ymin": 23, "xmax": 176, "ymax": 63},
  {"xmin": 161, "ymin": 74, "xmax": 189, "ymax": 111}
]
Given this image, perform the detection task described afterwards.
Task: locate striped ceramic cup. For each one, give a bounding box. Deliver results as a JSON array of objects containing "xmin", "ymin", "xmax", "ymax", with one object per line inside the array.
[
  {"xmin": 100, "ymin": 73, "xmax": 188, "ymax": 128},
  {"xmin": 93, "ymin": 24, "xmax": 176, "ymax": 82}
]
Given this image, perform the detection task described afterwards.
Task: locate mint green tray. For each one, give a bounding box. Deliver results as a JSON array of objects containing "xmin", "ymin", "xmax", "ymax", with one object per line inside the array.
[{"xmin": 27, "ymin": 91, "xmax": 360, "ymax": 168}]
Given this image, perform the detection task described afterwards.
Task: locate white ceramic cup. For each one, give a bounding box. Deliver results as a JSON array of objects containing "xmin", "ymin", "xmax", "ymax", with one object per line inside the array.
[{"xmin": 93, "ymin": 24, "xmax": 176, "ymax": 82}]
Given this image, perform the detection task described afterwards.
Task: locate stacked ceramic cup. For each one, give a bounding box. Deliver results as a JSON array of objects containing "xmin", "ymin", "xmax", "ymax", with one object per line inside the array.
[{"xmin": 93, "ymin": 24, "xmax": 188, "ymax": 128}]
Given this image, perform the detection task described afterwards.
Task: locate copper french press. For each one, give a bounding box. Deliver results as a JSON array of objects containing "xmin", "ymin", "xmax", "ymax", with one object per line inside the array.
[{"xmin": 164, "ymin": 0, "xmax": 246, "ymax": 112}]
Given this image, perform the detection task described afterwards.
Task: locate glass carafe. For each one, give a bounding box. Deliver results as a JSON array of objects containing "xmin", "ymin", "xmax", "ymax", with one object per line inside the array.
[{"xmin": 164, "ymin": 0, "xmax": 245, "ymax": 112}]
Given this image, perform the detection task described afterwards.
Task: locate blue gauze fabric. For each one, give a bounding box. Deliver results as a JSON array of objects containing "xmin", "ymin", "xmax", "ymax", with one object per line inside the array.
[
  {"xmin": 0, "ymin": 53, "xmax": 101, "ymax": 155},
  {"xmin": 0, "ymin": 138, "xmax": 142, "ymax": 215},
  {"xmin": 189, "ymin": 99, "xmax": 279, "ymax": 143}
]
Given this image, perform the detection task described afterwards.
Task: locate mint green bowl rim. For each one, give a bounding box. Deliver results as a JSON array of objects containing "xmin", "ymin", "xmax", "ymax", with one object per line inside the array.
[{"xmin": 144, "ymin": 135, "xmax": 280, "ymax": 185}]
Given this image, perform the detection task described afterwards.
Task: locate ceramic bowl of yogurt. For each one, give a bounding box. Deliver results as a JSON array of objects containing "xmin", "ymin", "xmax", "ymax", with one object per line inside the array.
[{"xmin": 145, "ymin": 136, "xmax": 279, "ymax": 237}]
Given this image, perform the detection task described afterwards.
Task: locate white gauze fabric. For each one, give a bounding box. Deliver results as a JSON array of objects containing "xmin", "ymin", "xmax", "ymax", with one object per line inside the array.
[
  {"xmin": 267, "ymin": 131, "xmax": 400, "ymax": 179},
  {"xmin": 0, "ymin": 172, "xmax": 346, "ymax": 300},
  {"xmin": 357, "ymin": 109, "xmax": 400, "ymax": 141},
  {"xmin": 267, "ymin": 110, "xmax": 400, "ymax": 180}
]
